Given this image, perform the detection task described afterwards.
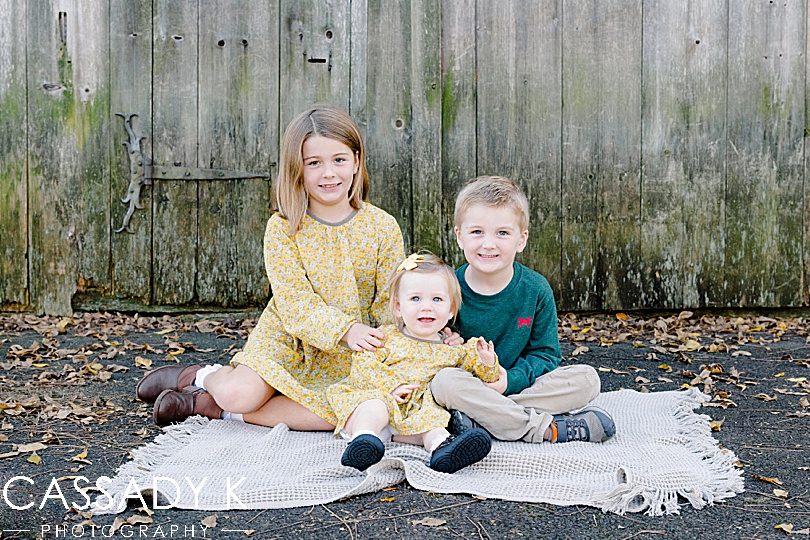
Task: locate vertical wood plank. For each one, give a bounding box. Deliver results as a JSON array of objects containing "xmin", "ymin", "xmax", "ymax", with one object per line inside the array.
[
  {"xmin": 110, "ymin": 0, "xmax": 152, "ymax": 303},
  {"xmin": 640, "ymin": 0, "xmax": 728, "ymax": 309},
  {"xmin": 280, "ymin": 0, "xmax": 351, "ymax": 129},
  {"xmin": 71, "ymin": 1, "xmax": 110, "ymax": 299},
  {"xmin": 356, "ymin": 0, "xmax": 412, "ymax": 249},
  {"xmin": 409, "ymin": 0, "xmax": 442, "ymax": 255},
  {"xmin": 27, "ymin": 0, "xmax": 110, "ymax": 315},
  {"xmin": 197, "ymin": 0, "xmax": 277, "ymax": 307},
  {"xmin": 726, "ymin": 0, "xmax": 805, "ymax": 307},
  {"xmin": 0, "ymin": 0, "xmax": 28, "ymax": 308},
  {"xmin": 561, "ymin": 0, "xmax": 643, "ymax": 310},
  {"xmin": 152, "ymin": 0, "xmax": 198, "ymax": 305},
  {"xmin": 476, "ymin": 0, "xmax": 563, "ymax": 299},
  {"xmin": 440, "ymin": 0, "xmax": 476, "ymax": 269}
]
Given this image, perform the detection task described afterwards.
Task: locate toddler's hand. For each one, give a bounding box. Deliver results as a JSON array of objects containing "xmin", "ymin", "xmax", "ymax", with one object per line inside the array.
[
  {"xmin": 476, "ymin": 337, "xmax": 497, "ymax": 365},
  {"xmin": 341, "ymin": 323, "xmax": 385, "ymax": 352},
  {"xmin": 441, "ymin": 327, "xmax": 464, "ymax": 346},
  {"xmin": 392, "ymin": 384, "xmax": 419, "ymax": 403},
  {"xmin": 484, "ymin": 365, "xmax": 508, "ymax": 394}
]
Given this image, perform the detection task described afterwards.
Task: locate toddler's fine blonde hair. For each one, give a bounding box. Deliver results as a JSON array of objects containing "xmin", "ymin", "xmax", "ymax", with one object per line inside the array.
[
  {"xmin": 274, "ymin": 105, "xmax": 369, "ymax": 235},
  {"xmin": 388, "ymin": 252, "xmax": 462, "ymax": 329},
  {"xmin": 454, "ymin": 176, "xmax": 530, "ymax": 232}
]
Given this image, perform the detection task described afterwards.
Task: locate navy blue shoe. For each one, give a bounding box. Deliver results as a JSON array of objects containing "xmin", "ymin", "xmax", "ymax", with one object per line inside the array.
[
  {"xmin": 341, "ymin": 434, "xmax": 385, "ymax": 471},
  {"xmin": 447, "ymin": 410, "xmax": 484, "ymax": 436},
  {"xmin": 429, "ymin": 428, "xmax": 492, "ymax": 474}
]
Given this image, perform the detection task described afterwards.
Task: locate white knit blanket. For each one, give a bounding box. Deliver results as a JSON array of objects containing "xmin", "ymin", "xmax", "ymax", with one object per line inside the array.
[{"xmin": 93, "ymin": 388, "xmax": 743, "ymax": 516}]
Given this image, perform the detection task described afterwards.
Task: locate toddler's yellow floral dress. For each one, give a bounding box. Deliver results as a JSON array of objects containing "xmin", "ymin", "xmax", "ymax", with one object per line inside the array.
[
  {"xmin": 327, "ymin": 324, "xmax": 500, "ymax": 435},
  {"xmin": 232, "ymin": 203, "xmax": 404, "ymax": 424}
]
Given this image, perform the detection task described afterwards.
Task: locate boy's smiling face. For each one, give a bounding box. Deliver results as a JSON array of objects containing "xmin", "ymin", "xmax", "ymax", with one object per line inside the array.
[{"xmin": 455, "ymin": 203, "xmax": 528, "ymax": 281}]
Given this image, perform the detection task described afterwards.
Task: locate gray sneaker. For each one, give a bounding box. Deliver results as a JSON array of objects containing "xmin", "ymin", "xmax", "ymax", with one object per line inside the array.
[{"xmin": 551, "ymin": 407, "xmax": 616, "ymax": 443}]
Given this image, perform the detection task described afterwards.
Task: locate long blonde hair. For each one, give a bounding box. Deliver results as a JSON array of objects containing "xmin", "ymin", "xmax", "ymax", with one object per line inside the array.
[{"xmin": 274, "ymin": 106, "xmax": 369, "ymax": 235}]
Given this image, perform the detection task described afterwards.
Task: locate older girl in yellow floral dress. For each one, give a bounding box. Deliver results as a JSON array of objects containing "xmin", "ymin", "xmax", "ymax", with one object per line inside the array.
[
  {"xmin": 136, "ymin": 106, "xmax": 406, "ymax": 430},
  {"xmin": 328, "ymin": 253, "xmax": 500, "ymax": 473}
]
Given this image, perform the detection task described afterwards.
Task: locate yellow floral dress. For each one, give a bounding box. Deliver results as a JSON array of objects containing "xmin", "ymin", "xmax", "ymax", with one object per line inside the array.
[
  {"xmin": 327, "ymin": 325, "xmax": 500, "ymax": 436},
  {"xmin": 232, "ymin": 203, "xmax": 404, "ymax": 425}
]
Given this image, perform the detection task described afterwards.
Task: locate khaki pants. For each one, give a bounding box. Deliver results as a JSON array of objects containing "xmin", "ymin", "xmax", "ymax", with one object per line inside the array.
[{"xmin": 430, "ymin": 365, "xmax": 601, "ymax": 443}]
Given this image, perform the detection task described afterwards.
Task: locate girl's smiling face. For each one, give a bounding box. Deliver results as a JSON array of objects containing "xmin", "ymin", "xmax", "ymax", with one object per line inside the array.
[
  {"xmin": 302, "ymin": 136, "xmax": 359, "ymax": 222},
  {"xmin": 393, "ymin": 271, "xmax": 454, "ymax": 341}
]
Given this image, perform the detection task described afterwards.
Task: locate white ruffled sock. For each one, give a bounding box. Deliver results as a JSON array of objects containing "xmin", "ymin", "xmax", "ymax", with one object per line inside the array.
[
  {"xmin": 194, "ymin": 364, "xmax": 223, "ymax": 390},
  {"xmin": 427, "ymin": 435, "xmax": 446, "ymax": 453},
  {"xmin": 221, "ymin": 411, "xmax": 244, "ymax": 422},
  {"xmin": 351, "ymin": 430, "xmax": 380, "ymax": 441}
]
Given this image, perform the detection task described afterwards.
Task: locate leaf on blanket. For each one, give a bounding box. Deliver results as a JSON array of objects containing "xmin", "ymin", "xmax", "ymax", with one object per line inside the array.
[{"xmin": 412, "ymin": 517, "xmax": 446, "ymax": 527}]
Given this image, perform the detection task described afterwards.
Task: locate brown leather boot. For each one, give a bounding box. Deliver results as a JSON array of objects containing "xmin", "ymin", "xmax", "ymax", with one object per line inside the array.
[
  {"xmin": 136, "ymin": 364, "xmax": 204, "ymax": 403},
  {"xmin": 152, "ymin": 388, "xmax": 223, "ymax": 427}
]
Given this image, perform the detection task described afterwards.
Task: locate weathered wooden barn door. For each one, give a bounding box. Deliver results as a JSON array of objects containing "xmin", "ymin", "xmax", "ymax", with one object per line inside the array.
[{"xmin": 106, "ymin": 0, "xmax": 278, "ymax": 311}]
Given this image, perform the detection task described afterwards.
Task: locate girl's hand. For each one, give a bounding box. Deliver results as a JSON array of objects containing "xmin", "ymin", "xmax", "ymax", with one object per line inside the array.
[
  {"xmin": 341, "ymin": 323, "xmax": 386, "ymax": 352},
  {"xmin": 441, "ymin": 327, "xmax": 464, "ymax": 346},
  {"xmin": 392, "ymin": 384, "xmax": 419, "ymax": 403},
  {"xmin": 476, "ymin": 337, "xmax": 497, "ymax": 365},
  {"xmin": 484, "ymin": 365, "xmax": 508, "ymax": 394}
]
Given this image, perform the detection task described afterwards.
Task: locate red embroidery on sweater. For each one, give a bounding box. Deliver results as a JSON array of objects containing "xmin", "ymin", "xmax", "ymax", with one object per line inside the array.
[{"xmin": 518, "ymin": 317, "xmax": 532, "ymax": 328}]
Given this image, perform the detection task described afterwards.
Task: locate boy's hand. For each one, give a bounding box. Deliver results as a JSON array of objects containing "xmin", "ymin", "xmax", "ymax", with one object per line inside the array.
[
  {"xmin": 341, "ymin": 323, "xmax": 386, "ymax": 352},
  {"xmin": 476, "ymin": 337, "xmax": 497, "ymax": 365},
  {"xmin": 484, "ymin": 365, "xmax": 508, "ymax": 394},
  {"xmin": 441, "ymin": 327, "xmax": 464, "ymax": 346},
  {"xmin": 391, "ymin": 384, "xmax": 419, "ymax": 403}
]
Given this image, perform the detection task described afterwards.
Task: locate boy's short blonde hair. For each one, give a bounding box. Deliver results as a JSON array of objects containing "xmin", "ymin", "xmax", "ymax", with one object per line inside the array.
[
  {"xmin": 388, "ymin": 252, "xmax": 461, "ymax": 329},
  {"xmin": 453, "ymin": 176, "xmax": 530, "ymax": 231}
]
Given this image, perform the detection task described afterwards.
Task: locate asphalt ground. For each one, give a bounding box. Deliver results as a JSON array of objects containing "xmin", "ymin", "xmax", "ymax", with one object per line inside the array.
[{"xmin": 0, "ymin": 312, "xmax": 808, "ymax": 540}]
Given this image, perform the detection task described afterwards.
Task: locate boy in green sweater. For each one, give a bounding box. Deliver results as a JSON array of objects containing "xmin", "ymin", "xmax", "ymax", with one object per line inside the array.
[{"xmin": 431, "ymin": 176, "xmax": 615, "ymax": 443}]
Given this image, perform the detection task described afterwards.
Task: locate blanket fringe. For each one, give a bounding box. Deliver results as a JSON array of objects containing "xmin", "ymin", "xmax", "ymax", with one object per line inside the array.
[
  {"xmin": 597, "ymin": 388, "xmax": 744, "ymax": 516},
  {"xmin": 91, "ymin": 417, "xmax": 210, "ymax": 515}
]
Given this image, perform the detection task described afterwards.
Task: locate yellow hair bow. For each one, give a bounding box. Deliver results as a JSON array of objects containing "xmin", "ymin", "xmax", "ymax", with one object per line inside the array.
[{"xmin": 396, "ymin": 253, "xmax": 425, "ymax": 273}]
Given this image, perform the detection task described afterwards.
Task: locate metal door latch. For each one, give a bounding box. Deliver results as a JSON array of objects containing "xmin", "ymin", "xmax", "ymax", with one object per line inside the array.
[{"xmin": 114, "ymin": 112, "xmax": 271, "ymax": 233}]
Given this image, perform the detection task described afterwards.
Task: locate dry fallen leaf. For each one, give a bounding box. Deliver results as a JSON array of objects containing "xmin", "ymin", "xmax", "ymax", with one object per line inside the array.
[
  {"xmin": 202, "ymin": 515, "xmax": 217, "ymax": 528},
  {"xmin": 412, "ymin": 517, "xmax": 446, "ymax": 527},
  {"xmin": 753, "ymin": 475, "xmax": 784, "ymax": 486},
  {"xmin": 571, "ymin": 346, "xmax": 590, "ymax": 357},
  {"xmin": 774, "ymin": 489, "xmax": 789, "ymax": 498},
  {"xmin": 710, "ymin": 419, "xmax": 724, "ymax": 432},
  {"xmin": 17, "ymin": 442, "xmax": 47, "ymax": 453},
  {"xmin": 135, "ymin": 356, "xmax": 153, "ymax": 369}
]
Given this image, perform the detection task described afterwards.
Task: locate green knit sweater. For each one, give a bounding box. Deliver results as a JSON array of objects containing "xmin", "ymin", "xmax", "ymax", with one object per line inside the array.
[{"xmin": 455, "ymin": 262, "xmax": 562, "ymax": 395}]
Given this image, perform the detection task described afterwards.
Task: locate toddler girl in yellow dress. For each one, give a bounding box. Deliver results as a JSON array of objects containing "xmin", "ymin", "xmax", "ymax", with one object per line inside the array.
[{"xmin": 328, "ymin": 253, "xmax": 500, "ymax": 473}]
